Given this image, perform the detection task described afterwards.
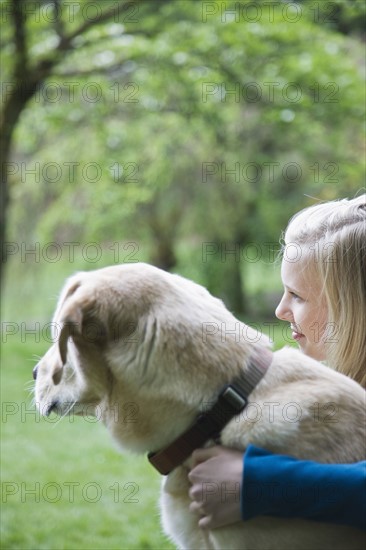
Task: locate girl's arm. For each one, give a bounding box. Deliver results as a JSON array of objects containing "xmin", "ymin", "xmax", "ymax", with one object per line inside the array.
[{"xmin": 242, "ymin": 444, "xmax": 366, "ymax": 530}]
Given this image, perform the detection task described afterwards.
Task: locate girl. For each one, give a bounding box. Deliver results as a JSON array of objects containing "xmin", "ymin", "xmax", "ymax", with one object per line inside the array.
[{"xmin": 188, "ymin": 194, "xmax": 366, "ymax": 531}]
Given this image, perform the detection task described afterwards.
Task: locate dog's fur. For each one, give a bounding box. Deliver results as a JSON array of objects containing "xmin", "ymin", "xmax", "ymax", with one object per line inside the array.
[{"xmin": 34, "ymin": 263, "xmax": 366, "ymax": 550}]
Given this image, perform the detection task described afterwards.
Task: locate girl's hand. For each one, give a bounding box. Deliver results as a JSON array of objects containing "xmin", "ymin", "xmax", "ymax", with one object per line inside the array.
[{"xmin": 188, "ymin": 446, "xmax": 244, "ymax": 529}]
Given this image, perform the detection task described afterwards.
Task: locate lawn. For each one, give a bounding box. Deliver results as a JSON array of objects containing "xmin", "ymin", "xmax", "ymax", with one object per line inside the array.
[
  {"xmin": 1, "ymin": 258, "xmax": 176, "ymax": 550},
  {"xmin": 1, "ymin": 337, "xmax": 175, "ymax": 550}
]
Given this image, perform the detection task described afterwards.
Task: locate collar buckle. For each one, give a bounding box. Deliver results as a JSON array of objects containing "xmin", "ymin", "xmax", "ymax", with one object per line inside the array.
[{"xmin": 219, "ymin": 385, "xmax": 247, "ymax": 412}]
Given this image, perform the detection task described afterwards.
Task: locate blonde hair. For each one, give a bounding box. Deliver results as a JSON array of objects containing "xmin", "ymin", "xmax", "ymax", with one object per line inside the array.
[{"xmin": 283, "ymin": 194, "xmax": 366, "ymax": 388}]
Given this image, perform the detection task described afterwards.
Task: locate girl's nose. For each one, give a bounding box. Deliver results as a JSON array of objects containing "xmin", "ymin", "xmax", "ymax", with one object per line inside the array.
[{"xmin": 275, "ymin": 295, "xmax": 291, "ymax": 322}]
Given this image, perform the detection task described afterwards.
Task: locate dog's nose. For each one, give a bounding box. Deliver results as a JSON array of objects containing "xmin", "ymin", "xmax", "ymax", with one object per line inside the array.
[{"xmin": 33, "ymin": 365, "xmax": 38, "ymax": 380}]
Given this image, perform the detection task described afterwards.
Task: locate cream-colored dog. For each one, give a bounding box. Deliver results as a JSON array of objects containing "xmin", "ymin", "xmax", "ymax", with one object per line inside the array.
[{"xmin": 34, "ymin": 263, "xmax": 365, "ymax": 550}]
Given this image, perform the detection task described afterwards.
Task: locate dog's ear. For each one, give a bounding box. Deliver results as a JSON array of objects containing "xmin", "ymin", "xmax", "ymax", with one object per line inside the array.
[
  {"xmin": 52, "ymin": 310, "xmax": 82, "ymax": 386},
  {"xmin": 58, "ymin": 306, "xmax": 83, "ymax": 366},
  {"xmin": 54, "ymin": 280, "xmax": 106, "ymax": 383}
]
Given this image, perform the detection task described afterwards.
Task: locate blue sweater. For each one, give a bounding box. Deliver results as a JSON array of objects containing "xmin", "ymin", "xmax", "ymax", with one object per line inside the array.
[{"xmin": 241, "ymin": 445, "xmax": 366, "ymax": 530}]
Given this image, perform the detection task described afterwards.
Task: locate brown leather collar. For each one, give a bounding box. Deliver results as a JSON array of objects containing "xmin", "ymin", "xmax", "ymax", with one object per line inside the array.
[{"xmin": 148, "ymin": 348, "xmax": 273, "ymax": 475}]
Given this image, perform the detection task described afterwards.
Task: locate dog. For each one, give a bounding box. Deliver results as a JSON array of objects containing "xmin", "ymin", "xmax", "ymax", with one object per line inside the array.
[{"xmin": 34, "ymin": 263, "xmax": 366, "ymax": 550}]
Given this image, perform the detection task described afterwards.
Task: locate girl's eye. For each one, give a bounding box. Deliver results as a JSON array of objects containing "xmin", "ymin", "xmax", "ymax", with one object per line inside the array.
[{"xmin": 290, "ymin": 291, "xmax": 302, "ymax": 301}]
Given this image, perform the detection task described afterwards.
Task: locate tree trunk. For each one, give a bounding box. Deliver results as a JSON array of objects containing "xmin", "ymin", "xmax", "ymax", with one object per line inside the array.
[
  {"xmin": 220, "ymin": 258, "xmax": 246, "ymax": 315},
  {"xmin": 1, "ymin": 67, "xmax": 53, "ymax": 285},
  {"xmin": 150, "ymin": 236, "xmax": 177, "ymax": 271}
]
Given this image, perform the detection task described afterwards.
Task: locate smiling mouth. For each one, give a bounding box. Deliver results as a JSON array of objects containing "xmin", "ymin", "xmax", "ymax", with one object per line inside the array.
[
  {"xmin": 290, "ymin": 326, "xmax": 305, "ymax": 341},
  {"xmin": 290, "ymin": 325, "xmax": 305, "ymax": 340}
]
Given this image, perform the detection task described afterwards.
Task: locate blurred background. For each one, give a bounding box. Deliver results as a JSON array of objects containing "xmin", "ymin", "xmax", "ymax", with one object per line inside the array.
[{"xmin": 1, "ymin": 1, "xmax": 365, "ymax": 548}]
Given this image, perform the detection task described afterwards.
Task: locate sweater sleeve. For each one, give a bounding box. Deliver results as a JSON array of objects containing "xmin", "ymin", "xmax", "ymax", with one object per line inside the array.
[{"xmin": 241, "ymin": 444, "xmax": 366, "ymax": 530}]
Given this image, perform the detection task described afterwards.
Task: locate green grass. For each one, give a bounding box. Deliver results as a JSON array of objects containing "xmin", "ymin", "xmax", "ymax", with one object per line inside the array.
[{"xmin": 1, "ymin": 337, "xmax": 175, "ymax": 550}]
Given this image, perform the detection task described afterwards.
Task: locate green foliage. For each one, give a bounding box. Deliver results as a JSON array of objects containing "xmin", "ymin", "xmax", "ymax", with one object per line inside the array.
[{"xmin": 4, "ymin": 1, "xmax": 364, "ymax": 310}]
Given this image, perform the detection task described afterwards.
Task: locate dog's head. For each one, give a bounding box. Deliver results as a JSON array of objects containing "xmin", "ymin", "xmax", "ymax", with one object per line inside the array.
[{"xmin": 34, "ymin": 263, "xmax": 270, "ymax": 452}]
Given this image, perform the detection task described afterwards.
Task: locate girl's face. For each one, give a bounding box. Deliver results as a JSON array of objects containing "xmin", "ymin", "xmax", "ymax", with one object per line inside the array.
[{"xmin": 275, "ymin": 254, "xmax": 328, "ymax": 361}]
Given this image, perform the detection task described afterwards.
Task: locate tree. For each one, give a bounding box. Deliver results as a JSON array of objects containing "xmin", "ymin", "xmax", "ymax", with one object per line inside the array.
[
  {"xmin": 2, "ymin": 1, "xmax": 365, "ymax": 314},
  {"xmin": 0, "ymin": 0, "xmax": 172, "ymax": 283}
]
